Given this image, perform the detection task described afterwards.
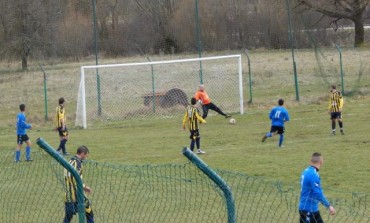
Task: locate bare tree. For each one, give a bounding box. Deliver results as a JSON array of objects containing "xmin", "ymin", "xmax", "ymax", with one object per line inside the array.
[
  {"xmin": 0, "ymin": 0, "xmax": 63, "ymax": 70},
  {"xmin": 297, "ymin": 0, "xmax": 370, "ymax": 47}
]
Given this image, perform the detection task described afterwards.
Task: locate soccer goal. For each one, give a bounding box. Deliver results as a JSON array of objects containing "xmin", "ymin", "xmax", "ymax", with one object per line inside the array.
[{"xmin": 76, "ymin": 54, "xmax": 244, "ymax": 128}]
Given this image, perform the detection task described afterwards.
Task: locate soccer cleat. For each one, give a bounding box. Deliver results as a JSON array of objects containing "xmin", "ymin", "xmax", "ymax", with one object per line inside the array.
[
  {"xmin": 25, "ymin": 159, "xmax": 33, "ymax": 162},
  {"xmin": 56, "ymin": 148, "xmax": 62, "ymax": 154},
  {"xmin": 63, "ymin": 152, "xmax": 70, "ymax": 155},
  {"xmin": 332, "ymin": 131, "xmax": 336, "ymax": 135},
  {"xmin": 197, "ymin": 149, "xmax": 206, "ymax": 154},
  {"xmin": 14, "ymin": 160, "xmax": 20, "ymax": 163},
  {"xmin": 262, "ymin": 135, "xmax": 267, "ymax": 142},
  {"xmin": 340, "ymin": 129, "xmax": 344, "ymax": 135},
  {"xmin": 225, "ymin": 114, "xmax": 232, "ymax": 118}
]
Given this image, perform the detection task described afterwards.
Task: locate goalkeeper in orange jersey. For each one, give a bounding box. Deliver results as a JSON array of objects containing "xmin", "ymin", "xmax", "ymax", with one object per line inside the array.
[
  {"xmin": 328, "ymin": 85, "xmax": 344, "ymax": 135},
  {"xmin": 182, "ymin": 97, "xmax": 206, "ymax": 154},
  {"xmin": 194, "ymin": 84, "xmax": 231, "ymax": 119}
]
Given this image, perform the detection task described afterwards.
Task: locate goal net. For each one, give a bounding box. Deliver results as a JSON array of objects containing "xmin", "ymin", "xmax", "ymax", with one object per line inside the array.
[{"xmin": 75, "ymin": 55, "xmax": 244, "ymax": 128}]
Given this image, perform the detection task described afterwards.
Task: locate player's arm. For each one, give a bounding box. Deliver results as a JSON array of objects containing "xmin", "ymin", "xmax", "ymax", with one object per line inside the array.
[
  {"xmin": 284, "ymin": 110, "xmax": 290, "ymax": 122},
  {"xmin": 311, "ymin": 174, "xmax": 331, "ymax": 208},
  {"xmin": 269, "ymin": 109, "xmax": 274, "ymax": 120},
  {"xmin": 194, "ymin": 92, "xmax": 203, "ymax": 104},
  {"xmin": 55, "ymin": 108, "xmax": 59, "ymax": 129},
  {"xmin": 328, "ymin": 95, "xmax": 333, "ymax": 113},
  {"xmin": 182, "ymin": 111, "xmax": 188, "ymax": 130},
  {"xmin": 339, "ymin": 96, "xmax": 344, "ymax": 110},
  {"xmin": 19, "ymin": 116, "xmax": 32, "ymax": 129},
  {"xmin": 195, "ymin": 111, "xmax": 206, "ymax": 124}
]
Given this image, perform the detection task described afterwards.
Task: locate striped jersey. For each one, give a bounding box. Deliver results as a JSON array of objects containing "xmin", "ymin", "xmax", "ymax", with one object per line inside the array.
[
  {"xmin": 55, "ymin": 105, "xmax": 66, "ymax": 128},
  {"xmin": 64, "ymin": 156, "xmax": 85, "ymax": 202},
  {"xmin": 328, "ymin": 91, "xmax": 343, "ymax": 112},
  {"xmin": 182, "ymin": 106, "xmax": 206, "ymax": 131}
]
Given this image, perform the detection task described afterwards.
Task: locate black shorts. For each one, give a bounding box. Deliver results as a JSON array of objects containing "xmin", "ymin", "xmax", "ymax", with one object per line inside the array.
[
  {"xmin": 330, "ymin": 112, "xmax": 342, "ymax": 120},
  {"xmin": 299, "ymin": 210, "xmax": 323, "ymax": 223},
  {"xmin": 270, "ymin": 126, "xmax": 285, "ymax": 135},
  {"xmin": 17, "ymin": 134, "xmax": 30, "ymax": 145},
  {"xmin": 189, "ymin": 129, "xmax": 200, "ymax": 140},
  {"xmin": 58, "ymin": 127, "xmax": 69, "ymax": 137}
]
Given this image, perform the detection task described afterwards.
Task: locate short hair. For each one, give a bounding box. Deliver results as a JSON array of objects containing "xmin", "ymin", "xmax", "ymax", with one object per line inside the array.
[
  {"xmin": 191, "ymin": 97, "xmax": 197, "ymax": 105},
  {"xmin": 76, "ymin": 145, "xmax": 89, "ymax": 155},
  {"xmin": 331, "ymin": 85, "xmax": 336, "ymax": 90},
  {"xmin": 19, "ymin": 104, "xmax": 26, "ymax": 111},
  {"xmin": 59, "ymin": 97, "xmax": 65, "ymax": 105},
  {"xmin": 311, "ymin": 152, "xmax": 322, "ymax": 164},
  {"xmin": 278, "ymin": 99, "xmax": 284, "ymax": 106}
]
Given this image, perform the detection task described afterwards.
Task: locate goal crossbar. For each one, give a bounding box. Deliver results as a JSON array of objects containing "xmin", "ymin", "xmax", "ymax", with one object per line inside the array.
[{"xmin": 77, "ymin": 54, "xmax": 243, "ymax": 129}]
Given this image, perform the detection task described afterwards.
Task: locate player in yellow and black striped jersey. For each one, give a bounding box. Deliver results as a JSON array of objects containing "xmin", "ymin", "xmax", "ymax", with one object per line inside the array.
[
  {"xmin": 182, "ymin": 97, "xmax": 206, "ymax": 154},
  {"xmin": 55, "ymin": 97, "xmax": 69, "ymax": 155},
  {"xmin": 328, "ymin": 85, "xmax": 344, "ymax": 135},
  {"xmin": 63, "ymin": 146, "xmax": 94, "ymax": 223}
]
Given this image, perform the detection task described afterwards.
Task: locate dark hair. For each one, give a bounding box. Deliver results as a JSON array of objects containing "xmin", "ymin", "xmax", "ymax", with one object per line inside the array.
[
  {"xmin": 191, "ymin": 97, "xmax": 197, "ymax": 105},
  {"xmin": 278, "ymin": 99, "xmax": 284, "ymax": 106},
  {"xmin": 76, "ymin": 145, "xmax": 89, "ymax": 155},
  {"xmin": 59, "ymin": 97, "xmax": 65, "ymax": 105},
  {"xmin": 19, "ymin": 104, "xmax": 26, "ymax": 111},
  {"xmin": 331, "ymin": 85, "xmax": 336, "ymax": 90},
  {"xmin": 311, "ymin": 152, "xmax": 322, "ymax": 163}
]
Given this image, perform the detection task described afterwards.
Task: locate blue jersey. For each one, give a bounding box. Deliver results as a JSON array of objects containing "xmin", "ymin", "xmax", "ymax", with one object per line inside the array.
[
  {"xmin": 269, "ymin": 106, "xmax": 289, "ymax": 127},
  {"xmin": 16, "ymin": 112, "xmax": 31, "ymax": 135},
  {"xmin": 299, "ymin": 166, "xmax": 331, "ymax": 212}
]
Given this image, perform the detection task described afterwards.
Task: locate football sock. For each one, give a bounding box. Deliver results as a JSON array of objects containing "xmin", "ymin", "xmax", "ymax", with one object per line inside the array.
[
  {"xmin": 15, "ymin": 150, "xmax": 21, "ymax": 162},
  {"xmin": 279, "ymin": 134, "xmax": 284, "ymax": 147},
  {"xmin": 331, "ymin": 120, "xmax": 336, "ymax": 131},
  {"xmin": 195, "ymin": 138, "xmax": 200, "ymax": 150},
  {"xmin": 26, "ymin": 146, "xmax": 31, "ymax": 160},
  {"xmin": 190, "ymin": 140, "xmax": 195, "ymax": 151},
  {"xmin": 339, "ymin": 121, "xmax": 343, "ymax": 129}
]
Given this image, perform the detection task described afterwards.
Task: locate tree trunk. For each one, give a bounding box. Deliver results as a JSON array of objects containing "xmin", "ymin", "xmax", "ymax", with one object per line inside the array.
[
  {"xmin": 22, "ymin": 53, "xmax": 28, "ymax": 71},
  {"xmin": 353, "ymin": 15, "xmax": 364, "ymax": 47}
]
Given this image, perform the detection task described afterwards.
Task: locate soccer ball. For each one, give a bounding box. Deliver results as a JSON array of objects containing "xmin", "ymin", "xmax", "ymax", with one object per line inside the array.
[{"xmin": 229, "ymin": 118, "xmax": 236, "ymax": 124}]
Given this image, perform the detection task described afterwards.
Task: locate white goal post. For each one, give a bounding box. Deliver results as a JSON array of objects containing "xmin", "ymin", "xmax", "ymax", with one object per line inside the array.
[{"xmin": 76, "ymin": 54, "xmax": 244, "ymax": 129}]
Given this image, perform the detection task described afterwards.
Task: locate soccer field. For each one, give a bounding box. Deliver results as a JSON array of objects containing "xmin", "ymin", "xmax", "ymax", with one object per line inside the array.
[{"xmin": 0, "ymin": 50, "xmax": 369, "ymax": 222}]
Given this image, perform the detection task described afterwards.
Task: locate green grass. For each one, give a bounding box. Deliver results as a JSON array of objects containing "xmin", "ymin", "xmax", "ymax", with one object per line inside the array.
[{"xmin": 0, "ymin": 48, "xmax": 370, "ymax": 222}]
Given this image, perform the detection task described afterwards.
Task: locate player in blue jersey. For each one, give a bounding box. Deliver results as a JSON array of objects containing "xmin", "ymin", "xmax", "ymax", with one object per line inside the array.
[
  {"xmin": 299, "ymin": 152, "xmax": 336, "ymax": 223},
  {"xmin": 15, "ymin": 104, "xmax": 33, "ymax": 162},
  {"xmin": 262, "ymin": 99, "xmax": 290, "ymax": 147}
]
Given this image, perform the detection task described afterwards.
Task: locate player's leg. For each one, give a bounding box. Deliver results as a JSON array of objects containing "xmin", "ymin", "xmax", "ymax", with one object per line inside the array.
[
  {"xmin": 86, "ymin": 210, "xmax": 95, "ymax": 223},
  {"xmin": 189, "ymin": 131, "xmax": 196, "ymax": 151},
  {"xmin": 208, "ymin": 103, "xmax": 230, "ymax": 118},
  {"xmin": 85, "ymin": 199, "xmax": 95, "ymax": 223},
  {"xmin": 58, "ymin": 129, "xmax": 69, "ymax": 155},
  {"xmin": 330, "ymin": 112, "xmax": 336, "ymax": 134},
  {"xmin": 312, "ymin": 211, "xmax": 324, "ymax": 223},
  {"xmin": 63, "ymin": 202, "xmax": 76, "ymax": 223},
  {"xmin": 262, "ymin": 126, "xmax": 275, "ymax": 142},
  {"xmin": 278, "ymin": 127, "xmax": 285, "ymax": 147},
  {"xmin": 15, "ymin": 135, "xmax": 22, "ymax": 162},
  {"xmin": 202, "ymin": 105, "xmax": 209, "ymax": 119},
  {"xmin": 194, "ymin": 130, "xmax": 205, "ymax": 154},
  {"xmin": 25, "ymin": 135, "xmax": 32, "ymax": 161},
  {"xmin": 298, "ymin": 210, "xmax": 314, "ymax": 223},
  {"xmin": 338, "ymin": 113, "xmax": 344, "ymax": 134}
]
